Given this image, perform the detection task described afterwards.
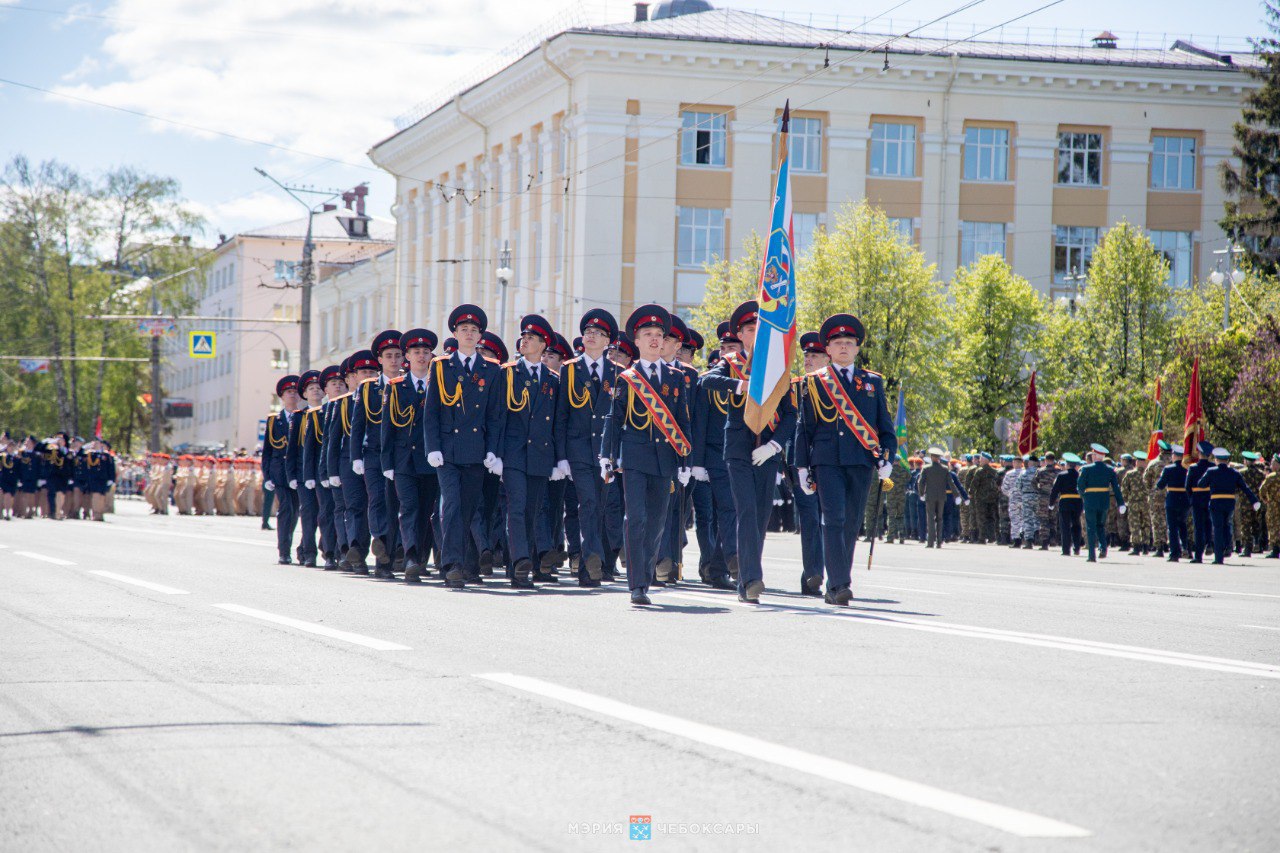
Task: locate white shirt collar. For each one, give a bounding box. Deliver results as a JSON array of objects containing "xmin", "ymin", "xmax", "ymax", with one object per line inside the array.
[
  {"xmin": 520, "ymin": 356, "xmax": 541, "ymax": 373},
  {"xmin": 638, "ymin": 358, "xmax": 660, "ymax": 373}
]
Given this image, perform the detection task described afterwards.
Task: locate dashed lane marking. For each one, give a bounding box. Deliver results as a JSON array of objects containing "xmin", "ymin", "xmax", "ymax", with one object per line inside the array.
[
  {"xmin": 14, "ymin": 551, "xmax": 76, "ymax": 566},
  {"xmin": 88, "ymin": 570, "xmax": 190, "ymax": 595},
  {"xmin": 210, "ymin": 603, "xmax": 410, "ymax": 651}
]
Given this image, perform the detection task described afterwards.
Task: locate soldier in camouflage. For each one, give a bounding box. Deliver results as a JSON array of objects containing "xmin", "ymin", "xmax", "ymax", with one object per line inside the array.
[
  {"xmin": 1238, "ymin": 451, "xmax": 1267, "ymax": 557},
  {"xmin": 1260, "ymin": 453, "xmax": 1280, "ymax": 559},
  {"xmin": 1003, "ymin": 456, "xmax": 1023, "ymax": 547},
  {"xmin": 1018, "ymin": 454, "xmax": 1041, "ymax": 548},
  {"xmin": 884, "ymin": 457, "xmax": 911, "ymax": 543},
  {"xmin": 1033, "ymin": 453, "xmax": 1059, "ymax": 549},
  {"xmin": 1144, "ymin": 441, "xmax": 1171, "ymax": 558},
  {"xmin": 971, "ymin": 452, "xmax": 1000, "ymax": 544},
  {"xmin": 995, "ymin": 455, "xmax": 1014, "ymax": 545},
  {"xmin": 958, "ymin": 455, "xmax": 976, "ymax": 542},
  {"xmin": 1120, "ymin": 452, "xmax": 1151, "ymax": 554}
]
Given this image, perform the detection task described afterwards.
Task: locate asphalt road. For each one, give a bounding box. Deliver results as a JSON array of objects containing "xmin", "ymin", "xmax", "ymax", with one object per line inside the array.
[{"xmin": 3, "ymin": 501, "xmax": 1279, "ymax": 852}]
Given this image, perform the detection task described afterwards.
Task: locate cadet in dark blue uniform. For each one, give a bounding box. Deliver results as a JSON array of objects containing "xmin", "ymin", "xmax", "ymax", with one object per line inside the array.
[
  {"xmin": 350, "ymin": 330, "xmax": 403, "ymax": 579},
  {"xmin": 794, "ymin": 314, "xmax": 897, "ymax": 606},
  {"xmin": 380, "ymin": 328, "xmax": 440, "ymax": 584},
  {"xmin": 536, "ymin": 332, "xmax": 574, "ymax": 575},
  {"xmin": 289, "ymin": 369, "xmax": 323, "ymax": 567},
  {"xmin": 698, "ymin": 300, "xmax": 797, "ymax": 604},
  {"xmin": 556, "ymin": 308, "xmax": 619, "ymax": 587},
  {"xmin": 82, "ymin": 438, "xmax": 116, "ymax": 521},
  {"xmin": 601, "ymin": 305, "xmax": 692, "ymax": 606},
  {"xmin": 425, "ymin": 305, "xmax": 506, "ymax": 589},
  {"xmin": 261, "ymin": 375, "xmax": 301, "ymax": 563},
  {"xmin": 1049, "ymin": 452, "xmax": 1084, "ymax": 555},
  {"xmin": 1185, "ymin": 440, "xmax": 1215, "ymax": 563},
  {"xmin": 311, "ymin": 363, "xmax": 346, "ymax": 569},
  {"xmin": 1200, "ymin": 447, "xmax": 1262, "ymax": 564},
  {"xmin": 658, "ymin": 314, "xmax": 700, "ymax": 585},
  {"xmin": 791, "ymin": 331, "xmax": 828, "ymax": 592},
  {"xmin": 474, "ymin": 330, "xmax": 510, "ymax": 573},
  {"xmin": 1155, "ymin": 444, "xmax": 1191, "ymax": 562},
  {"xmin": 329, "ymin": 351, "xmax": 377, "ymax": 572},
  {"xmin": 600, "ymin": 334, "xmax": 638, "ymax": 579}
]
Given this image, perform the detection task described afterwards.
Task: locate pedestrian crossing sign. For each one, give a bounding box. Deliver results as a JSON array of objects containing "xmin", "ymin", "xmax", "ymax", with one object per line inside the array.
[{"xmin": 189, "ymin": 331, "xmax": 216, "ymax": 359}]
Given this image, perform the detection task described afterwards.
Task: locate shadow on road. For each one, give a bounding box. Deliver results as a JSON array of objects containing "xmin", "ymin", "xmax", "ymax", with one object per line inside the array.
[{"xmin": 0, "ymin": 720, "xmax": 436, "ymax": 738}]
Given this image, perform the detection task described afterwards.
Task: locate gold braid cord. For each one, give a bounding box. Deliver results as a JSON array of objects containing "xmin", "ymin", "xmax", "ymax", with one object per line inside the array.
[
  {"xmin": 807, "ymin": 376, "xmax": 838, "ymax": 423},
  {"xmin": 506, "ymin": 366, "xmax": 529, "ymax": 412},
  {"xmin": 362, "ymin": 381, "xmax": 383, "ymax": 425},
  {"xmin": 387, "ymin": 383, "xmax": 416, "ymax": 428},
  {"xmin": 266, "ymin": 414, "xmax": 288, "ymax": 449},
  {"xmin": 566, "ymin": 362, "xmax": 592, "ymax": 410},
  {"xmin": 435, "ymin": 359, "xmax": 462, "ymax": 407}
]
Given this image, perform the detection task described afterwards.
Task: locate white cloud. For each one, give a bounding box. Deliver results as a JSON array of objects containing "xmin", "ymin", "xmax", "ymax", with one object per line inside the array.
[{"xmin": 185, "ymin": 191, "xmax": 305, "ymax": 236}]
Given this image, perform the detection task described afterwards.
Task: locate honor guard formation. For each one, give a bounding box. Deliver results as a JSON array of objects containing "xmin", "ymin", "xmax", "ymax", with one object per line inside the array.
[{"xmin": 8, "ymin": 306, "xmax": 1277, "ymax": 601}]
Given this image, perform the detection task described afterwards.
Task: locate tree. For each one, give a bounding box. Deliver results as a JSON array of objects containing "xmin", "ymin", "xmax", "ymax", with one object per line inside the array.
[
  {"xmin": 1039, "ymin": 380, "xmax": 1150, "ymax": 456},
  {"xmin": 1220, "ymin": 0, "xmax": 1280, "ymax": 272},
  {"xmin": 1219, "ymin": 316, "xmax": 1280, "ymax": 451},
  {"xmin": 943, "ymin": 255, "xmax": 1048, "ymax": 445},
  {"xmin": 1076, "ymin": 221, "xmax": 1172, "ymax": 384},
  {"xmin": 689, "ymin": 232, "xmax": 763, "ymax": 364}
]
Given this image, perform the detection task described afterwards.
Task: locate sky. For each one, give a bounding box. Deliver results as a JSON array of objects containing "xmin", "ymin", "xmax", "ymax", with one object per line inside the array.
[{"xmin": 0, "ymin": 0, "xmax": 1268, "ymax": 240}]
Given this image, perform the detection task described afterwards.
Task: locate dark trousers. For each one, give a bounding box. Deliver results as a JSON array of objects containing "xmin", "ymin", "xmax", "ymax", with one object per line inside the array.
[
  {"xmin": 562, "ymin": 479, "xmax": 579, "ymax": 557},
  {"xmin": 621, "ymin": 469, "xmax": 672, "ymax": 592},
  {"xmin": 363, "ymin": 462, "xmax": 401, "ymax": 559},
  {"xmin": 478, "ymin": 471, "xmax": 503, "ymax": 558},
  {"xmin": 275, "ymin": 485, "xmax": 298, "ymax": 560},
  {"xmin": 340, "ymin": 463, "xmax": 369, "ymax": 557},
  {"xmin": 537, "ymin": 477, "xmax": 566, "ymax": 558},
  {"xmin": 261, "ymin": 485, "xmax": 275, "ymax": 525},
  {"xmin": 395, "ymin": 469, "xmax": 439, "ymax": 565},
  {"xmin": 924, "ymin": 497, "xmax": 946, "ymax": 546},
  {"xmin": 1191, "ymin": 503, "xmax": 1211, "ymax": 560},
  {"xmin": 1209, "ymin": 499, "xmax": 1235, "ymax": 563},
  {"xmin": 814, "ymin": 464, "xmax": 873, "ymax": 591},
  {"xmin": 570, "ymin": 460, "xmax": 606, "ymax": 563},
  {"xmin": 439, "ymin": 462, "xmax": 485, "ymax": 572},
  {"xmin": 317, "ymin": 483, "xmax": 335, "ymax": 558},
  {"xmin": 691, "ymin": 478, "xmax": 723, "ymax": 578},
  {"xmin": 505, "ymin": 468, "xmax": 548, "ymax": 568},
  {"xmin": 727, "ymin": 457, "xmax": 779, "ymax": 593},
  {"xmin": 297, "ymin": 484, "xmax": 318, "ymax": 561},
  {"xmin": 663, "ymin": 480, "xmax": 694, "ymax": 569},
  {"xmin": 1084, "ymin": 506, "xmax": 1108, "ymax": 558},
  {"xmin": 794, "ymin": 483, "xmax": 823, "ymax": 584},
  {"xmin": 707, "ymin": 464, "xmax": 736, "ymax": 562},
  {"xmin": 1057, "ymin": 502, "xmax": 1082, "ymax": 554},
  {"xmin": 1166, "ymin": 503, "xmax": 1189, "ymax": 559},
  {"xmin": 329, "ymin": 479, "xmax": 348, "ymax": 555}
]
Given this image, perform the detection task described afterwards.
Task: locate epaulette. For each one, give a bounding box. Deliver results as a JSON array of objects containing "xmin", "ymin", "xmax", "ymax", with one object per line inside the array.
[
  {"xmin": 359, "ymin": 376, "xmax": 379, "ymax": 385},
  {"xmin": 791, "ymin": 376, "xmax": 803, "ymax": 385},
  {"xmin": 329, "ymin": 391, "xmax": 352, "ymax": 401},
  {"xmin": 564, "ymin": 355, "xmax": 585, "ymax": 365},
  {"xmin": 501, "ymin": 359, "xmax": 519, "ymax": 369},
  {"xmin": 387, "ymin": 376, "xmax": 404, "ymax": 384},
  {"xmin": 862, "ymin": 368, "xmax": 883, "ymax": 378},
  {"xmin": 481, "ymin": 354, "xmax": 499, "ymax": 364},
  {"xmin": 307, "ymin": 405, "xmax": 323, "ymax": 413},
  {"xmin": 432, "ymin": 354, "xmax": 452, "ymax": 362}
]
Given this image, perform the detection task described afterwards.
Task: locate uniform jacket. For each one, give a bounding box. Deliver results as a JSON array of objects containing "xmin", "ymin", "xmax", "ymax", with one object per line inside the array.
[
  {"xmin": 380, "ymin": 373, "xmax": 434, "ymax": 476},
  {"xmin": 794, "ymin": 363, "xmax": 896, "ymax": 469},
  {"xmin": 299, "ymin": 405, "xmax": 325, "ymax": 484},
  {"xmin": 324, "ymin": 394, "xmax": 355, "ymax": 476},
  {"xmin": 698, "ymin": 352, "xmax": 796, "ymax": 463},
  {"xmin": 285, "ymin": 408, "xmax": 307, "ymax": 485},
  {"xmin": 1049, "ymin": 468, "xmax": 1081, "ymax": 506},
  {"xmin": 918, "ymin": 461, "xmax": 952, "ymax": 501},
  {"xmin": 1186, "ymin": 459, "xmax": 1213, "ymax": 507},
  {"xmin": 1076, "ymin": 461, "xmax": 1124, "ymax": 511},
  {"xmin": 601, "ymin": 359, "xmax": 691, "ymax": 478},
  {"xmin": 555, "ymin": 354, "xmax": 617, "ymax": 467},
  {"xmin": 1199, "ymin": 463, "xmax": 1260, "ymax": 505},
  {"xmin": 1154, "ymin": 462, "xmax": 1190, "ymax": 507},
  {"xmin": 349, "ymin": 376, "xmax": 391, "ymax": 468},
  {"xmin": 689, "ymin": 371, "xmax": 733, "ymax": 470},
  {"xmin": 421, "ymin": 350, "xmax": 504, "ymax": 465},
  {"xmin": 261, "ymin": 410, "xmax": 293, "ymax": 488},
  {"xmin": 496, "ymin": 359, "xmax": 559, "ymax": 475}
]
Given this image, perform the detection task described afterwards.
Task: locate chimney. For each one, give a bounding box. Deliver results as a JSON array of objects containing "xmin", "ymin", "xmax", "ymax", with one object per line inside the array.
[
  {"xmin": 1091, "ymin": 31, "xmax": 1118, "ymax": 49},
  {"xmin": 353, "ymin": 184, "xmax": 368, "ymax": 217},
  {"xmin": 634, "ymin": 2, "xmax": 649, "ymax": 22},
  {"xmin": 341, "ymin": 190, "xmax": 356, "ymax": 210}
]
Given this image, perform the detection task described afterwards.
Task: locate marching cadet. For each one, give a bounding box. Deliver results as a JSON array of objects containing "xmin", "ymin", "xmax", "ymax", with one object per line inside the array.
[
  {"xmin": 381, "ymin": 329, "xmax": 440, "ymax": 584},
  {"xmin": 0, "ymin": 435, "xmax": 17, "ymax": 520},
  {"xmin": 319, "ymin": 359, "xmax": 350, "ymax": 567},
  {"xmin": 309, "ymin": 364, "xmax": 345, "ymax": 569},
  {"xmin": 538, "ymin": 332, "xmax": 575, "ymax": 574},
  {"xmin": 788, "ymin": 331, "xmax": 826, "ymax": 591},
  {"xmin": 262, "ymin": 375, "xmax": 301, "ymax": 564},
  {"xmin": 1077, "ymin": 443, "xmax": 1126, "ymax": 562},
  {"xmin": 698, "ymin": 300, "xmax": 796, "ymax": 603},
  {"xmin": 717, "ymin": 321, "xmax": 742, "ymax": 357},
  {"xmin": 16, "ymin": 436, "xmax": 42, "ymax": 518},
  {"xmin": 1155, "ymin": 444, "xmax": 1191, "ymax": 562},
  {"xmin": 794, "ymin": 313, "xmax": 896, "ymax": 606},
  {"xmin": 174, "ymin": 455, "xmax": 194, "ymax": 514},
  {"xmin": 288, "ymin": 369, "xmax": 323, "ymax": 566},
  {"xmin": 78, "ymin": 438, "xmax": 113, "ymax": 521},
  {"xmin": 601, "ymin": 304, "xmax": 692, "ymax": 606},
  {"xmin": 1200, "ymin": 447, "xmax": 1262, "ymax": 565},
  {"xmin": 490, "ymin": 314, "xmax": 561, "ymax": 589},
  {"xmin": 1185, "ymin": 440, "xmax": 1215, "ymax": 563},
  {"xmin": 1261, "ymin": 453, "xmax": 1280, "ymax": 559},
  {"xmin": 425, "ymin": 305, "xmax": 505, "ymax": 589},
  {"xmin": 475, "ymin": 330, "xmax": 511, "ymax": 573},
  {"xmin": 350, "ymin": 330, "xmax": 405, "ymax": 579},
  {"xmin": 657, "ymin": 314, "xmax": 700, "ymax": 586},
  {"xmin": 1049, "ymin": 452, "xmax": 1084, "ymax": 555},
  {"xmin": 689, "ymin": 333, "xmax": 739, "ymax": 590},
  {"xmin": 329, "ymin": 352, "xmax": 379, "ymax": 573},
  {"xmin": 556, "ymin": 308, "xmax": 619, "ymax": 587}
]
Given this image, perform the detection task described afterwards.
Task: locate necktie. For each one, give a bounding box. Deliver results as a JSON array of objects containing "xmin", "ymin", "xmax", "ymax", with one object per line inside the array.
[
  {"xmin": 464, "ymin": 356, "xmax": 472, "ymax": 374},
  {"xmin": 842, "ymin": 368, "xmax": 852, "ymax": 387},
  {"xmin": 416, "ymin": 379, "xmax": 424, "ymax": 395},
  {"xmin": 590, "ymin": 362, "xmax": 600, "ymax": 388},
  {"xmin": 649, "ymin": 364, "xmax": 659, "ymax": 385},
  {"xmin": 530, "ymin": 365, "xmax": 539, "ymax": 384}
]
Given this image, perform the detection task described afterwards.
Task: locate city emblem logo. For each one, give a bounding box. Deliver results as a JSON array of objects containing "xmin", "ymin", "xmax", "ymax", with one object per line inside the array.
[{"xmin": 629, "ymin": 815, "xmax": 651, "ymax": 841}]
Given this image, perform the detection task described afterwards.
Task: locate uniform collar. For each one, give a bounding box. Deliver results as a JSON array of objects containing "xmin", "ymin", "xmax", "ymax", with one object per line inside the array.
[
  {"xmin": 520, "ymin": 356, "xmax": 541, "ymax": 374},
  {"xmin": 638, "ymin": 358, "xmax": 661, "ymax": 374}
]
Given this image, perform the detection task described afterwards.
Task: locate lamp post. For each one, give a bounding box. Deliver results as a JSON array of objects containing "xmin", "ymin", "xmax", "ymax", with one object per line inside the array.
[
  {"xmin": 496, "ymin": 239, "xmax": 514, "ymax": 341},
  {"xmin": 1058, "ymin": 267, "xmax": 1088, "ymax": 315},
  {"xmin": 1208, "ymin": 242, "xmax": 1246, "ymax": 331}
]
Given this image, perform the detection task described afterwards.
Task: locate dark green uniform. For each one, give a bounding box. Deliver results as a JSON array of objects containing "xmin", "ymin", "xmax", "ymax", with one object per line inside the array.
[{"xmin": 1077, "ymin": 460, "xmax": 1125, "ymax": 561}]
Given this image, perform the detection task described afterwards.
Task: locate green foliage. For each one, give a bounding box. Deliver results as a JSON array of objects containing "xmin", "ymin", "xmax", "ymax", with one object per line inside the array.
[
  {"xmin": 1039, "ymin": 380, "xmax": 1150, "ymax": 456},
  {"xmin": 690, "ymin": 231, "xmax": 763, "ymax": 365}
]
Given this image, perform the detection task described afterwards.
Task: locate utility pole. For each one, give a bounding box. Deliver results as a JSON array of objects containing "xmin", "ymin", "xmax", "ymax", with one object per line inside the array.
[
  {"xmin": 150, "ymin": 275, "xmax": 163, "ymax": 453},
  {"xmin": 1209, "ymin": 242, "xmax": 1246, "ymax": 331},
  {"xmin": 496, "ymin": 240, "xmax": 513, "ymax": 341}
]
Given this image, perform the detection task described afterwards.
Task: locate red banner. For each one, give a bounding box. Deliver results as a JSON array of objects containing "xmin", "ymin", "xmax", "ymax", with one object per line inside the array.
[
  {"xmin": 1017, "ymin": 371, "xmax": 1039, "ymax": 456},
  {"xmin": 1182, "ymin": 357, "xmax": 1206, "ymax": 462}
]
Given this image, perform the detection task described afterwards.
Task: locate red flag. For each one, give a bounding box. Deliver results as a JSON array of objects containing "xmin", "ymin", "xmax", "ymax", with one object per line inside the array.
[
  {"xmin": 1017, "ymin": 371, "xmax": 1039, "ymax": 456},
  {"xmin": 93, "ymin": 414, "xmax": 103, "ymax": 440},
  {"xmin": 1145, "ymin": 378, "xmax": 1163, "ymax": 460},
  {"xmin": 1181, "ymin": 356, "xmax": 1206, "ymax": 463}
]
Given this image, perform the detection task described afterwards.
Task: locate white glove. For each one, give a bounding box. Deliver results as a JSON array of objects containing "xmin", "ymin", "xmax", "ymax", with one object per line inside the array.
[
  {"xmin": 557, "ymin": 459, "xmax": 572, "ymax": 480},
  {"xmin": 329, "ymin": 475, "xmax": 342, "ymax": 487},
  {"xmin": 289, "ymin": 479, "xmax": 298, "ymax": 490},
  {"xmin": 320, "ymin": 479, "xmax": 329, "ymax": 488},
  {"xmin": 305, "ymin": 479, "xmax": 316, "ymax": 489},
  {"xmin": 677, "ymin": 467, "xmax": 691, "ymax": 487},
  {"xmin": 797, "ymin": 467, "xmax": 816, "ymax": 495},
  {"xmin": 106, "ymin": 481, "xmax": 114, "ymax": 487},
  {"xmin": 37, "ymin": 479, "xmax": 45, "ymax": 487},
  {"xmin": 600, "ymin": 458, "xmax": 614, "ymax": 481},
  {"xmin": 550, "ymin": 466, "xmax": 564, "ymax": 481},
  {"xmin": 751, "ymin": 440, "xmax": 782, "ymax": 467},
  {"xmin": 691, "ymin": 466, "xmax": 710, "ymax": 482},
  {"xmin": 483, "ymin": 451, "xmax": 498, "ymax": 472},
  {"xmin": 427, "ymin": 451, "xmax": 443, "ymax": 468},
  {"xmin": 352, "ymin": 459, "xmax": 365, "ymax": 476},
  {"xmin": 877, "ymin": 459, "xmax": 893, "ymax": 480},
  {"xmin": 264, "ymin": 481, "xmax": 275, "ymax": 492},
  {"xmin": 964, "ymin": 499, "xmax": 971, "ymax": 506},
  {"xmin": 1118, "ymin": 504, "xmax": 1127, "ymax": 515},
  {"xmin": 383, "ymin": 469, "xmax": 394, "ymax": 481},
  {"xmin": 953, "ymin": 496, "xmax": 962, "ymax": 505},
  {"xmin": 1254, "ymin": 501, "xmax": 1262, "ymax": 511},
  {"xmin": 488, "ymin": 456, "xmax": 503, "ymax": 478},
  {"xmin": 776, "ymin": 471, "xmax": 785, "ymax": 485}
]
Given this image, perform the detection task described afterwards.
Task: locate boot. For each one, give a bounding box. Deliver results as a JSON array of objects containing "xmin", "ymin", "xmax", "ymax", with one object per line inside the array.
[
  {"xmin": 1268, "ymin": 548, "xmax": 1279, "ymax": 559},
  {"xmin": 1153, "ymin": 546, "xmax": 1164, "ymax": 558}
]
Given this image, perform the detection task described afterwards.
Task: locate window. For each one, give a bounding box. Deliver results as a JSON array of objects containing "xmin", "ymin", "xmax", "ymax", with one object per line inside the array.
[
  {"xmin": 1150, "ymin": 230, "xmax": 1194, "ymax": 287},
  {"xmin": 554, "ymin": 129, "xmax": 568, "ymax": 174},
  {"xmin": 677, "ymin": 206, "xmax": 726, "ymax": 267},
  {"xmin": 274, "ymin": 260, "xmax": 298, "ymax": 281},
  {"xmin": 1152, "ymin": 136, "xmax": 1196, "ymax": 190},
  {"xmin": 270, "ymin": 349, "xmax": 288, "ymax": 370},
  {"xmin": 227, "ymin": 262, "xmax": 235, "ymax": 286},
  {"xmin": 680, "ymin": 111, "xmax": 727, "ymax": 167},
  {"xmin": 963, "ymin": 127, "xmax": 1009, "ymax": 182},
  {"xmin": 1054, "ymin": 226, "xmax": 1099, "ymax": 283},
  {"xmin": 788, "ymin": 117, "xmax": 822, "ymax": 173},
  {"xmin": 534, "ymin": 136, "xmax": 544, "ymax": 180},
  {"xmin": 792, "ymin": 213, "xmax": 820, "ymax": 256},
  {"xmin": 344, "ymin": 304, "xmax": 354, "ymax": 344},
  {"xmin": 870, "ymin": 122, "xmax": 916, "ymax": 177},
  {"xmin": 888, "ymin": 217, "xmax": 914, "ymax": 242},
  {"xmin": 960, "ymin": 222, "xmax": 1008, "ymax": 266},
  {"xmin": 513, "ymin": 151, "xmax": 524, "ymax": 194},
  {"xmin": 1056, "ymin": 132, "xmax": 1103, "ymax": 186}
]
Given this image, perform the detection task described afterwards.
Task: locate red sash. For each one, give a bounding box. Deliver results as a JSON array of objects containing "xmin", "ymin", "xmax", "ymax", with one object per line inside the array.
[
  {"xmin": 722, "ymin": 352, "xmax": 781, "ymax": 430},
  {"xmin": 814, "ymin": 366, "xmax": 881, "ymax": 453},
  {"xmin": 620, "ymin": 366, "xmax": 692, "ymax": 456}
]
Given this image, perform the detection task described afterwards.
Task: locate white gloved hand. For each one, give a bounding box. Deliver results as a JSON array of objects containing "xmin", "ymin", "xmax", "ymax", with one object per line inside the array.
[
  {"xmin": 776, "ymin": 471, "xmax": 785, "ymax": 485},
  {"xmin": 877, "ymin": 459, "xmax": 893, "ymax": 480},
  {"xmin": 289, "ymin": 479, "xmax": 298, "ymax": 490},
  {"xmin": 557, "ymin": 459, "xmax": 572, "ymax": 480},
  {"xmin": 383, "ymin": 469, "xmax": 394, "ymax": 481},
  {"xmin": 691, "ymin": 466, "xmax": 709, "ymax": 482},
  {"xmin": 797, "ymin": 467, "xmax": 816, "ymax": 495},
  {"xmin": 953, "ymin": 496, "xmax": 962, "ymax": 505},
  {"xmin": 305, "ymin": 479, "xmax": 316, "ymax": 489},
  {"xmin": 329, "ymin": 475, "xmax": 342, "ymax": 487},
  {"xmin": 427, "ymin": 451, "xmax": 443, "ymax": 468},
  {"xmin": 483, "ymin": 451, "xmax": 498, "ymax": 472},
  {"xmin": 677, "ymin": 467, "xmax": 691, "ymax": 487},
  {"xmin": 1118, "ymin": 504, "xmax": 1127, "ymax": 515},
  {"xmin": 751, "ymin": 440, "xmax": 782, "ymax": 467},
  {"xmin": 264, "ymin": 481, "xmax": 275, "ymax": 492},
  {"xmin": 106, "ymin": 481, "xmax": 114, "ymax": 487},
  {"xmin": 550, "ymin": 466, "xmax": 564, "ymax": 481},
  {"xmin": 352, "ymin": 459, "xmax": 365, "ymax": 476},
  {"xmin": 488, "ymin": 456, "xmax": 503, "ymax": 478},
  {"xmin": 736, "ymin": 379, "xmax": 746, "ymax": 396},
  {"xmin": 1254, "ymin": 501, "xmax": 1262, "ymax": 512},
  {"xmin": 320, "ymin": 479, "xmax": 329, "ymax": 488},
  {"xmin": 600, "ymin": 458, "xmax": 614, "ymax": 482},
  {"xmin": 37, "ymin": 479, "xmax": 45, "ymax": 488},
  {"xmin": 964, "ymin": 499, "xmax": 971, "ymax": 505}
]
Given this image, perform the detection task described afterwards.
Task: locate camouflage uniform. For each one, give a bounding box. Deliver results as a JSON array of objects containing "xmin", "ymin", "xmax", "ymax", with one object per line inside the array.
[
  {"xmin": 957, "ymin": 461, "xmax": 974, "ymax": 541},
  {"xmin": 884, "ymin": 462, "xmax": 911, "ymax": 543},
  {"xmin": 1120, "ymin": 466, "xmax": 1150, "ymax": 550},
  {"xmin": 1033, "ymin": 462, "xmax": 1059, "ymax": 547},
  {"xmin": 1018, "ymin": 463, "xmax": 1041, "ymax": 544},
  {"xmin": 1144, "ymin": 454, "xmax": 1169, "ymax": 554},
  {"xmin": 1239, "ymin": 461, "xmax": 1266, "ymax": 555},
  {"xmin": 971, "ymin": 462, "xmax": 1000, "ymax": 544},
  {"xmin": 1003, "ymin": 464, "xmax": 1023, "ymax": 544},
  {"xmin": 1259, "ymin": 467, "xmax": 1280, "ymax": 558},
  {"xmin": 996, "ymin": 464, "xmax": 1012, "ymax": 544}
]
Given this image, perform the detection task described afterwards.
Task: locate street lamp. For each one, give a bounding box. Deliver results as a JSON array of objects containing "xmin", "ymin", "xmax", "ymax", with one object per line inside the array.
[
  {"xmin": 1058, "ymin": 267, "xmax": 1088, "ymax": 315},
  {"xmin": 1208, "ymin": 243, "xmax": 1246, "ymax": 330},
  {"xmin": 496, "ymin": 239, "xmax": 514, "ymax": 341}
]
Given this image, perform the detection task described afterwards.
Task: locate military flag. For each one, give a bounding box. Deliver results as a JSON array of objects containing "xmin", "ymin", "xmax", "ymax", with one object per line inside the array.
[
  {"xmin": 1145, "ymin": 378, "xmax": 1164, "ymax": 460},
  {"xmin": 1182, "ymin": 356, "xmax": 1206, "ymax": 462},
  {"xmin": 1017, "ymin": 371, "xmax": 1039, "ymax": 456},
  {"xmin": 745, "ymin": 101, "xmax": 798, "ymax": 434},
  {"xmin": 895, "ymin": 385, "xmax": 908, "ymax": 466}
]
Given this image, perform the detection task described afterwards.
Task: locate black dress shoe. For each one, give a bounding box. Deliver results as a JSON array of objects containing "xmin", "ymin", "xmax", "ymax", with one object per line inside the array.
[
  {"xmin": 464, "ymin": 570, "xmax": 484, "ymax": 585},
  {"xmin": 444, "ymin": 567, "xmax": 467, "ymax": 588},
  {"xmin": 709, "ymin": 577, "xmax": 735, "ymax": 591},
  {"xmin": 261, "ymin": 522, "xmax": 273, "ymax": 531},
  {"xmin": 1086, "ymin": 556, "xmax": 1096, "ymax": 563},
  {"xmin": 373, "ymin": 566, "xmax": 396, "ymax": 580},
  {"xmin": 404, "ymin": 562, "xmax": 423, "ymax": 584},
  {"xmin": 277, "ymin": 556, "xmax": 291, "ymax": 565},
  {"xmin": 510, "ymin": 575, "xmax": 535, "ymax": 589},
  {"xmin": 823, "ymin": 587, "xmax": 852, "ymax": 606},
  {"xmin": 578, "ymin": 577, "xmax": 601, "ymax": 588},
  {"xmin": 323, "ymin": 559, "xmax": 338, "ymax": 571},
  {"xmin": 630, "ymin": 590, "xmax": 652, "ymax": 606},
  {"xmin": 531, "ymin": 571, "xmax": 558, "ymax": 584},
  {"xmin": 304, "ymin": 558, "xmax": 318, "ymax": 568},
  {"xmin": 803, "ymin": 575, "xmax": 823, "ymax": 594}
]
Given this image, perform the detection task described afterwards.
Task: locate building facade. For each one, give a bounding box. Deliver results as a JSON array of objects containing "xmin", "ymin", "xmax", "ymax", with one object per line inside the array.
[
  {"xmin": 368, "ymin": 6, "xmax": 1259, "ymax": 335},
  {"xmin": 163, "ymin": 207, "xmax": 393, "ymax": 451}
]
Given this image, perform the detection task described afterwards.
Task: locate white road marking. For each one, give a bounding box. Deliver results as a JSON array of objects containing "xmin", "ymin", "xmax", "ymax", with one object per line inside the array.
[
  {"xmin": 88, "ymin": 570, "xmax": 190, "ymax": 595},
  {"xmin": 0, "ymin": 542, "xmax": 8, "ymax": 548},
  {"xmin": 210, "ymin": 604, "xmax": 410, "ymax": 651},
  {"xmin": 477, "ymin": 672, "xmax": 1090, "ymax": 839},
  {"xmin": 662, "ymin": 590, "xmax": 1280, "ymax": 680},
  {"xmin": 1243, "ymin": 625, "xmax": 1280, "ymax": 632},
  {"xmin": 14, "ymin": 551, "xmax": 76, "ymax": 566},
  {"xmin": 878, "ymin": 564, "xmax": 1280, "ymax": 600},
  {"xmin": 97, "ymin": 525, "xmax": 272, "ymax": 548}
]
